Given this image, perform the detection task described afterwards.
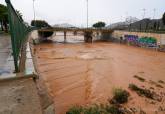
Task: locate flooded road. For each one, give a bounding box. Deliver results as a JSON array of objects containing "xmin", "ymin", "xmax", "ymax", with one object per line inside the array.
[{"xmin": 33, "ymin": 34, "xmax": 165, "ymax": 114}]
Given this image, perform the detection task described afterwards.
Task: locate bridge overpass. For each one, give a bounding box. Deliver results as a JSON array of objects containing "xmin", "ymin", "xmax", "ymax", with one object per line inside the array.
[
  {"xmin": 38, "ymin": 27, "xmax": 114, "ymax": 43},
  {"xmin": 38, "ymin": 27, "xmax": 114, "ymax": 33}
]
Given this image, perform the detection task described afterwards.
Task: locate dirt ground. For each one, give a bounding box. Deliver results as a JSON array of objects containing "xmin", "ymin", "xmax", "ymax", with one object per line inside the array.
[{"xmin": 33, "ymin": 34, "xmax": 165, "ymax": 114}]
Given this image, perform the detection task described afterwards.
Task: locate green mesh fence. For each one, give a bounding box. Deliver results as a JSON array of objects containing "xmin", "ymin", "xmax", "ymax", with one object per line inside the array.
[{"xmin": 5, "ymin": 0, "xmax": 31, "ymax": 72}]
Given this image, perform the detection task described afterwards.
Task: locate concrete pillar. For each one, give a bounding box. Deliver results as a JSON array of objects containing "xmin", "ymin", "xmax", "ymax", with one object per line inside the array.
[
  {"xmin": 64, "ymin": 31, "xmax": 67, "ymax": 42},
  {"xmin": 101, "ymin": 32, "xmax": 112, "ymax": 41},
  {"xmin": 84, "ymin": 31, "xmax": 93, "ymax": 43},
  {"xmin": 74, "ymin": 31, "xmax": 77, "ymax": 36}
]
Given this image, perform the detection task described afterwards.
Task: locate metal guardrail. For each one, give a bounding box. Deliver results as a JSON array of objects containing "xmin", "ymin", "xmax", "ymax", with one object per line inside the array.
[{"xmin": 5, "ymin": 0, "xmax": 31, "ymax": 72}]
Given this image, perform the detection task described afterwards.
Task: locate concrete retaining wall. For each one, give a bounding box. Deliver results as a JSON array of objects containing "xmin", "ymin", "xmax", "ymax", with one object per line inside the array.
[
  {"xmin": 112, "ymin": 30, "xmax": 165, "ymax": 45},
  {"xmin": 29, "ymin": 31, "xmax": 55, "ymax": 114}
]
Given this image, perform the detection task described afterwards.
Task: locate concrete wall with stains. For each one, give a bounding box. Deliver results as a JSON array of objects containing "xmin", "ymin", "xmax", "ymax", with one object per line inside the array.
[{"xmin": 112, "ymin": 30, "xmax": 165, "ymax": 45}]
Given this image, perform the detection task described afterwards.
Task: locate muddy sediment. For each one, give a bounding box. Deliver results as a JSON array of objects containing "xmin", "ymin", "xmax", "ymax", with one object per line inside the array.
[{"xmin": 33, "ymin": 33, "xmax": 165, "ymax": 114}]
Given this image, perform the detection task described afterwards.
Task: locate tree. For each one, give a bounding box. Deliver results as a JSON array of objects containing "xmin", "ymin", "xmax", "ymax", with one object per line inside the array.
[
  {"xmin": 31, "ymin": 20, "xmax": 51, "ymax": 28},
  {"xmin": 93, "ymin": 21, "xmax": 106, "ymax": 28},
  {"xmin": 162, "ymin": 12, "xmax": 165, "ymax": 25},
  {"xmin": 0, "ymin": 4, "xmax": 8, "ymax": 32},
  {"xmin": 0, "ymin": 4, "xmax": 24, "ymax": 32},
  {"xmin": 16, "ymin": 10, "xmax": 23, "ymax": 21}
]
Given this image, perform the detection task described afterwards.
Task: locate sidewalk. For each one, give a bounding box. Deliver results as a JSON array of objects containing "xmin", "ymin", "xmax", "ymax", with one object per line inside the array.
[
  {"xmin": 0, "ymin": 76, "xmax": 42, "ymax": 114},
  {"xmin": 0, "ymin": 34, "xmax": 42, "ymax": 114},
  {"xmin": 0, "ymin": 34, "xmax": 14, "ymax": 76},
  {"xmin": 0, "ymin": 33, "xmax": 55, "ymax": 114}
]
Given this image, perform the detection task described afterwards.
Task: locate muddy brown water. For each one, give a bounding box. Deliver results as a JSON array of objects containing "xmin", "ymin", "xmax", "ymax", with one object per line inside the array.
[{"xmin": 33, "ymin": 34, "xmax": 165, "ymax": 114}]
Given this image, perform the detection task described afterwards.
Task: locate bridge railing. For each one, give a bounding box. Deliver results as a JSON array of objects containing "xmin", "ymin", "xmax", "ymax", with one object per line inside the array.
[{"xmin": 5, "ymin": 0, "xmax": 31, "ymax": 72}]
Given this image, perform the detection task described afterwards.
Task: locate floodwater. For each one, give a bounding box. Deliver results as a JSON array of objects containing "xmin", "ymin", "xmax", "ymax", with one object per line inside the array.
[{"xmin": 33, "ymin": 32, "xmax": 165, "ymax": 114}]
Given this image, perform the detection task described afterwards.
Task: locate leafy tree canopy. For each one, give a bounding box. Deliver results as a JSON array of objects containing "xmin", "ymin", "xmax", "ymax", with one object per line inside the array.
[
  {"xmin": 0, "ymin": 4, "xmax": 8, "ymax": 21},
  {"xmin": 0, "ymin": 4, "xmax": 23, "ymax": 21},
  {"xmin": 16, "ymin": 10, "xmax": 23, "ymax": 20},
  {"xmin": 0, "ymin": 4, "xmax": 8, "ymax": 32},
  {"xmin": 31, "ymin": 20, "xmax": 51, "ymax": 28},
  {"xmin": 93, "ymin": 21, "xmax": 106, "ymax": 28},
  {"xmin": 0, "ymin": 4, "xmax": 23, "ymax": 32}
]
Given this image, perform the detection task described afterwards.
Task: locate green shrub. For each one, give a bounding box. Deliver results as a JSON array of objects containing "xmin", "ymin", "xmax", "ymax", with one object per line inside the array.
[
  {"xmin": 110, "ymin": 88, "xmax": 130, "ymax": 104},
  {"xmin": 105, "ymin": 105, "xmax": 124, "ymax": 114},
  {"xmin": 66, "ymin": 88, "xmax": 130, "ymax": 114},
  {"xmin": 66, "ymin": 106, "xmax": 83, "ymax": 114}
]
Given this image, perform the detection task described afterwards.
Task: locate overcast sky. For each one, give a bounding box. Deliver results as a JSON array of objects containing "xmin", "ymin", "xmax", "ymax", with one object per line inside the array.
[{"xmin": 0, "ymin": 0, "xmax": 164, "ymax": 27}]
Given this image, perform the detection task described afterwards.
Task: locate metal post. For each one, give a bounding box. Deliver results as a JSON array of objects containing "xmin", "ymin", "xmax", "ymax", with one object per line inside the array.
[
  {"xmin": 33, "ymin": 0, "xmax": 36, "ymax": 26},
  {"xmin": 142, "ymin": 8, "xmax": 146, "ymax": 19},
  {"xmin": 153, "ymin": 8, "xmax": 156, "ymax": 19},
  {"xmin": 33, "ymin": 0, "xmax": 36, "ymax": 20},
  {"xmin": 87, "ymin": 0, "xmax": 89, "ymax": 28},
  {"xmin": 64, "ymin": 31, "xmax": 66, "ymax": 42}
]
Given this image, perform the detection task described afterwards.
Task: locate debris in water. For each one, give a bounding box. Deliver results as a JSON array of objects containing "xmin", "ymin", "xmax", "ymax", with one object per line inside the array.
[
  {"xmin": 158, "ymin": 80, "xmax": 165, "ymax": 84},
  {"xmin": 149, "ymin": 80, "xmax": 164, "ymax": 88},
  {"xmin": 133, "ymin": 75, "xmax": 145, "ymax": 82},
  {"xmin": 129, "ymin": 84, "xmax": 162, "ymax": 101},
  {"xmin": 158, "ymin": 106, "xmax": 165, "ymax": 112}
]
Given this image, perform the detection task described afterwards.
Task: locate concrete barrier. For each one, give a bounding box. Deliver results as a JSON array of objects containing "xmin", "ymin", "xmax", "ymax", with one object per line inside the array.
[{"xmin": 112, "ymin": 30, "xmax": 165, "ymax": 45}]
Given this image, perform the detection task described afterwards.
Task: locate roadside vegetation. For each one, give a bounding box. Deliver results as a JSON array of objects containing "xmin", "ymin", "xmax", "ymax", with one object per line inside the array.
[
  {"xmin": 66, "ymin": 88, "xmax": 130, "ymax": 114},
  {"xmin": 0, "ymin": 4, "xmax": 8, "ymax": 32},
  {"xmin": 66, "ymin": 77, "xmax": 165, "ymax": 114},
  {"xmin": 109, "ymin": 88, "xmax": 130, "ymax": 104},
  {"xmin": 0, "ymin": 4, "xmax": 23, "ymax": 33}
]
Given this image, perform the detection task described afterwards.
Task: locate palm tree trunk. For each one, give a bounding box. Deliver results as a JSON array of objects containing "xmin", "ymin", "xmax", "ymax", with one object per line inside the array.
[
  {"xmin": 3, "ymin": 20, "xmax": 8, "ymax": 32},
  {"xmin": 0, "ymin": 20, "xmax": 4, "ymax": 31}
]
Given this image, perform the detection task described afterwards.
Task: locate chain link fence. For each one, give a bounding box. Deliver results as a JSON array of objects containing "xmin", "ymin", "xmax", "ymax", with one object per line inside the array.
[{"xmin": 5, "ymin": 0, "xmax": 31, "ymax": 72}]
